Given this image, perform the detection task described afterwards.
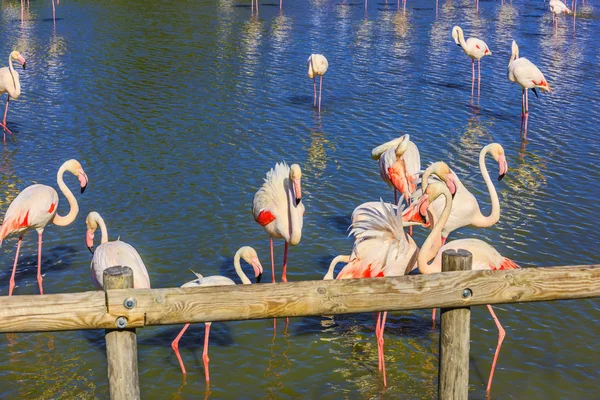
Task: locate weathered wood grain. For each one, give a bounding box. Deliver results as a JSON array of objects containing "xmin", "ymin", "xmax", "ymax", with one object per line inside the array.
[{"xmin": 439, "ymin": 250, "xmax": 471, "ymax": 400}]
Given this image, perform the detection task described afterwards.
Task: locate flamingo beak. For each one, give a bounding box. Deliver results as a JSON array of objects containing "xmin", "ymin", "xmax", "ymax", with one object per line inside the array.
[
  {"xmin": 293, "ymin": 178, "xmax": 302, "ymax": 206},
  {"xmin": 531, "ymin": 87, "xmax": 539, "ymax": 98},
  {"xmin": 79, "ymin": 172, "xmax": 88, "ymax": 194},
  {"xmin": 17, "ymin": 55, "xmax": 26, "ymax": 69},
  {"xmin": 251, "ymin": 257, "xmax": 263, "ymax": 283},
  {"xmin": 498, "ymin": 155, "xmax": 508, "ymax": 181},
  {"xmin": 86, "ymin": 230, "xmax": 95, "ymax": 254},
  {"xmin": 445, "ymin": 174, "xmax": 457, "ymax": 198}
]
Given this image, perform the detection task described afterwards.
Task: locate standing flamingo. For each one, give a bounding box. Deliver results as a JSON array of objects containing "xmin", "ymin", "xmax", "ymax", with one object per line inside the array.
[
  {"xmin": 415, "ymin": 182, "xmax": 519, "ymax": 392},
  {"xmin": 371, "ymin": 134, "xmax": 420, "ymax": 205},
  {"xmin": 508, "ymin": 41, "xmax": 551, "ymax": 133},
  {"xmin": 171, "ymin": 246, "xmax": 263, "ymax": 383},
  {"xmin": 549, "ymin": 0, "xmax": 573, "ymax": 29},
  {"xmin": 85, "ymin": 212, "xmax": 151, "ymax": 289},
  {"xmin": 0, "ymin": 159, "xmax": 88, "ymax": 295},
  {"xmin": 307, "ymin": 54, "xmax": 328, "ymax": 113},
  {"xmin": 0, "ymin": 51, "xmax": 26, "ymax": 143},
  {"xmin": 326, "ymin": 201, "xmax": 420, "ymax": 387},
  {"xmin": 451, "ymin": 26, "xmax": 492, "ymax": 98}
]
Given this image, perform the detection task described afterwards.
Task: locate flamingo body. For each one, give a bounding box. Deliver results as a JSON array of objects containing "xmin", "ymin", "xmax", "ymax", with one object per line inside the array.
[
  {"xmin": 374, "ymin": 134, "xmax": 420, "ymax": 203},
  {"xmin": 307, "ymin": 54, "xmax": 328, "ymax": 112},
  {"xmin": 0, "ymin": 51, "xmax": 26, "ymax": 142},
  {"xmin": 549, "ymin": 0, "xmax": 572, "ymax": 15},
  {"xmin": 91, "ymin": 241, "xmax": 151, "ymax": 289}
]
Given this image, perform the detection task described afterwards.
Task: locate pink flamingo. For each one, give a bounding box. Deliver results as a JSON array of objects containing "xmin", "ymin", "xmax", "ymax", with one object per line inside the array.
[
  {"xmin": 508, "ymin": 41, "xmax": 551, "ymax": 134},
  {"xmin": 371, "ymin": 134, "xmax": 420, "ymax": 205},
  {"xmin": 0, "ymin": 51, "xmax": 26, "ymax": 144},
  {"xmin": 326, "ymin": 201, "xmax": 421, "ymax": 387},
  {"xmin": 307, "ymin": 54, "xmax": 328, "ymax": 113},
  {"xmin": 85, "ymin": 211, "xmax": 151, "ymax": 289},
  {"xmin": 549, "ymin": 0, "xmax": 573, "ymax": 29},
  {"xmin": 171, "ymin": 246, "xmax": 263, "ymax": 382},
  {"xmin": 452, "ymin": 26, "xmax": 492, "ymax": 98},
  {"xmin": 0, "ymin": 159, "xmax": 88, "ymax": 295},
  {"xmin": 415, "ymin": 182, "xmax": 519, "ymax": 392}
]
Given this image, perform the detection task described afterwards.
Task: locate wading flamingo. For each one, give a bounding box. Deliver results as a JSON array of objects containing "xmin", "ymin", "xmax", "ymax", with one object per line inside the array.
[
  {"xmin": 307, "ymin": 54, "xmax": 328, "ymax": 113},
  {"xmin": 508, "ymin": 41, "xmax": 551, "ymax": 133},
  {"xmin": 451, "ymin": 26, "xmax": 492, "ymax": 98},
  {"xmin": 0, "ymin": 51, "xmax": 26, "ymax": 143},
  {"xmin": 371, "ymin": 134, "xmax": 420, "ymax": 205},
  {"xmin": 326, "ymin": 201, "xmax": 420, "ymax": 387},
  {"xmin": 85, "ymin": 212, "xmax": 151, "ymax": 289},
  {"xmin": 549, "ymin": 0, "xmax": 572, "ymax": 29},
  {"xmin": 415, "ymin": 182, "xmax": 519, "ymax": 392},
  {"xmin": 0, "ymin": 159, "xmax": 88, "ymax": 295},
  {"xmin": 171, "ymin": 246, "xmax": 263, "ymax": 383}
]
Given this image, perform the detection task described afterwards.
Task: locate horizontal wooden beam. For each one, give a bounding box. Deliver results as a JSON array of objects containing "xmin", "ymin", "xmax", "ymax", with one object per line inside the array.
[{"xmin": 0, "ymin": 265, "xmax": 598, "ymax": 333}]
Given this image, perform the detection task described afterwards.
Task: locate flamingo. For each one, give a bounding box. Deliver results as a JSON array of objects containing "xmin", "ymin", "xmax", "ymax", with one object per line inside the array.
[
  {"xmin": 0, "ymin": 51, "xmax": 26, "ymax": 143},
  {"xmin": 52, "ymin": 0, "xmax": 60, "ymax": 26},
  {"xmin": 415, "ymin": 181, "xmax": 519, "ymax": 392},
  {"xmin": 171, "ymin": 246, "xmax": 263, "ymax": 382},
  {"xmin": 549, "ymin": 0, "xmax": 573, "ymax": 29},
  {"xmin": 85, "ymin": 212, "xmax": 151, "ymax": 289},
  {"xmin": 508, "ymin": 41, "xmax": 551, "ymax": 132},
  {"xmin": 371, "ymin": 134, "xmax": 420, "ymax": 205},
  {"xmin": 417, "ymin": 143, "xmax": 508, "ymax": 246},
  {"xmin": 451, "ymin": 26, "xmax": 492, "ymax": 98},
  {"xmin": 0, "ymin": 159, "xmax": 88, "ymax": 296},
  {"xmin": 307, "ymin": 54, "xmax": 328, "ymax": 113},
  {"xmin": 326, "ymin": 201, "xmax": 420, "ymax": 387},
  {"xmin": 251, "ymin": 0, "xmax": 258, "ymax": 12}
]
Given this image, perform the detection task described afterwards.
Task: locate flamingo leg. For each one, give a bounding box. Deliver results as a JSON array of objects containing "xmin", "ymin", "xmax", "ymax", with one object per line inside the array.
[
  {"xmin": 52, "ymin": 0, "xmax": 56, "ymax": 26},
  {"xmin": 378, "ymin": 311, "xmax": 388, "ymax": 387},
  {"xmin": 203, "ymin": 323, "xmax": 211, "ymax": 384},
  {"xmin": 171, "ymin": 323, "xmax": 191, "ymax": 374},
  {"xmin": 1, "ymin": 96, "xmax": 17, "ymax": 144},
  {"xmin": 282, "ymin": 241, "xmax": 289, "ymax": 324},
  {"xmin": 486, "ymin": 305, "xmax": 506, "ymax": 392},
  {"xmin": 403, "ymin": 0, "xmax": 406, "ymax": 13},
  {"xmin": 471, "ymin": 59, "xmax": 475, "ymax": 98},
  {"xmin": 318, "ymin": 75, "xmax": 323, "ymax": 113},
  {"xmin": 270, "ymin": 237, "xmax": 277, "ymax": 332},
  {"xmin": 20, "ymin": 0, "xmax": 24, "ymax": 24},
  {"xmin": 37, "ymin": 232, "xmax": 44, "ymax": 295},
  {"xmin": 432, "ymin": 308, "xmax": 436, "ymax": 322},
  {"xmin": 8, "ymin": 236, "xmax": 22, "ymax": 296},
  {"xmin": 478, "ymin": 59, "xmax": 481, "ymax": 98},
  {"xmin": 521, "ymin": 88, "xmax": 525, "ymax": 117},
  {"xmin": 375, "ymin": 312, "xmax": 382, "ymax": 370},
  {"xmin": 280, "ymin": 0, "xmax": 282, "ymax": 9},
  {"xmin": 313, "ymin": 77, "xmax": 317, "ymax": 108}
]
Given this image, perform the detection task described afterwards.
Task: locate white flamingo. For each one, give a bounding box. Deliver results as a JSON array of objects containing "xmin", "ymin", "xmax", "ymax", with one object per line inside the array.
[
  {"xmin": 0, "ymin": 51, "xmax": 26, "ymax": 143},
  {"xmin": 0, "ymin": 159, "xmax": 88, "ymax": 295},
  {"xmin": 549, "ymin": 0, "xmax": 573, "ymax": 29},
  {"xmin": 452, "ymin": 26, "xmax": 492, "ymax": 98},
  {"xmin": 307, "ymin": 54, "xmax": 328, "ymax": 113},
  {"xmin": 85, "ymin": 212, "xmax": 151, "ymax": 289},
  {"xmin": 170, "ymin": 246, "xmax": 263, "ymax": 383}
]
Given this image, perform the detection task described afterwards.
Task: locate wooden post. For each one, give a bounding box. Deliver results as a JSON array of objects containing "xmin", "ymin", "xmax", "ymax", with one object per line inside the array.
[
  {"xmin": 104, "ymin": 266, "xmax": 140, "ymax": 400},
  {"xmin": 438, "ymin": 249, "xmax": 472, "ymax": 400}
]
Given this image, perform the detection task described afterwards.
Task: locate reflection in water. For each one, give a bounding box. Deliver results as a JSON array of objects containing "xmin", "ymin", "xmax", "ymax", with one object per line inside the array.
[
  {"xmin": 494, "ymin": 3, "xmax": 518, "ymax": 44},
  {"xmin": 393, "ymin": 10, "xmax": 411, "ymax": 40},
  {"xmin": 304, "ymin": 121, "xmax": 334, "ymax": 180},
  {"xmin": 263, "ymin": 330, "xmax": 292, "ymax": 398},
  {"xmin": 0, "ymin": 149, "xmax": 21, "ymax": 210}
]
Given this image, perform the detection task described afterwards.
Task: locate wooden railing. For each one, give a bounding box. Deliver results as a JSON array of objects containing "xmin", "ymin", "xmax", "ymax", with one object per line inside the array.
[{"xmin": 1, "ymin": 252, "xmax": 599, "ymax": 399}]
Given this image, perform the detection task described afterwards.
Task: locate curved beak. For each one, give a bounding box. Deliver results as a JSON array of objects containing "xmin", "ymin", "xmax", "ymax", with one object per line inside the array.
[
  {"xmin": 86, "ymin": 230, "xmax": 95, "ymax": 254},
  {"xmin": 87, "ymin": 245, "xmax": 94, "ymax": 254},
  {"xmin": 293, "ymin": 178, "xmax": 302, "ymax": 206},
  {"xmin": 256, "ymin": 273, "xmax": 262, "ymax": 284},
  {"xmin": 17, "ymin": 55, "xmax": 26, "ymax": 69},
  {"xmin": 498, "ymin": 155, "xmax": 508, "ymax": 181},
  {"xmin": 79, "ymin": 172, "xmax": 88, "ymax": 194},
  {"xmin": 251, "ymin": 257, "xmax": 263, "ymax": 284},
  {"xmin": 445, "ymin": 173, "xmax": 457, "ymax": 198}
]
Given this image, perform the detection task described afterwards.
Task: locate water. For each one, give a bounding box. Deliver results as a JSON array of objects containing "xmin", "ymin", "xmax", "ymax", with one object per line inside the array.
[{"xmin": 0, "ymin": 0, "xmax": 598, "ymax": 398}]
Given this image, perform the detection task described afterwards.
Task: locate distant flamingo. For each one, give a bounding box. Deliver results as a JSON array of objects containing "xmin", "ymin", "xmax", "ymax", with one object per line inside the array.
[
  {"xmin": 415, "ymin": 182, "xmax": 519, "ymax": 392},
  {"xmin": 251, "ymin": 0, "xmax": 258, "ymax": 12},
  {"xmin": 85, "ymin": 212, "xmax": 151, "ymax": 289},
  {"xmin": 550, "ymin": 0, "xmax": 573, "ymax": 29},
  {"xmin": 508, "ymin": 41, "xmax": 551, "ymax": 132},
  {"xmin": 0, "ymin": 51, "xmax": 26, "ymax": 143},
  {"xmin": 307, "ymin": 54, "xmax": 328, "ymax": 113},
  {"xmin": 171, "ymin": 246, "xmax": 263, "ymax": 383},
  {"xmin": 452, "ymin": 26, "xmax": 492, "ymax": 98},
  {"xmin": 326, "ymin": 201, "xmax": 420, "ymax": 387},
  {"xmin": 371, "ymin": 134, "xmax": 420, "ymax": 205},
  {"xmin": 0, "ymin": 159, "xmax": 88, "ymax": 295},
  {"xmin": 52, "ymin": 0, "xmax": 60, "ymax": 26}
]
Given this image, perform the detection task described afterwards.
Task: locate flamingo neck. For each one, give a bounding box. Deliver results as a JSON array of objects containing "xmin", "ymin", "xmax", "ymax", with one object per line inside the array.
[
  {"xmin": 510, "ymin": 45, "xmax": 519, "ymax": 65},
  {"xmin": 94, "ymin": 214, "xmax": 109, "ymax": 244},
  {"xmin": 417, "ymin": 191, "xmax": 452, "ymax": 275},
  {"xmin": 287, "ymin": 179, "xmax": 302, "ymax": 245},
  {"xmin": 325, "ymin": 255, "xmax": 351, "ymax": 280},
  {"xmin": 471, "ymin": 145, "xmax": 500, "ymax": 227},
  {"xmin": 52, "ymin": 165, "xmax": 79, "ymax": 227},
  {"xmin": 234, "ymin": 249, "xmax": 252, "ymax": 285},
  {"xmin": 7, "ymin": 54, "xmax": 19, "ymax": 96},
  {"xmin": 457, "ymin": 29, "xmax": 468, "ymax": 51}
]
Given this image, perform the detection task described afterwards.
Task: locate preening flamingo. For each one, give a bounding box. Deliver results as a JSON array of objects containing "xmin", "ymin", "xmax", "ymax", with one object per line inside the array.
[
  {"xmin": 326, "ymin": 201, "xmax": 420, "ymax": 387},
  {"xmin": 307, "ymin": 54, "xmax": 328, "ymax": 113},
  {"xmin": 549, "ymin": 0, "xmax": 573, "ymax": 28},
  {"xmin": 451, "ymin": 26, "xmax": 492, "ymax": 98},
  {"xmin": 0, "ymin": 51, "xmax": 26, "ymax": 143},
  {"xmin": 85, "ymin": 212, "xmax": 151, "ymax": 289},
  {"xmin": 0, "ymin": 159, "xmax": 88, "ymax": 295},
  {"xmin": 508, "ymin": 40, "xmax": 551, "ymax": 129},
  {"xmin": 171, "ymin": 246, "xmax": 263, "ymax": 382},
  {"xmin": 415, "ymin": 182, "xmax": 520, "ymax": 392},
  {"xmin": 371, "ymin": 134, "xmax": 420, "ymax": 205}
]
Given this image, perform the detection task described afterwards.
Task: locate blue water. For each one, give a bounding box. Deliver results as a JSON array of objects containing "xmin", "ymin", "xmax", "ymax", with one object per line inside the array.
[{"xmin": 0, "ymin": 0, "xmax": 598, "ymax": 398}]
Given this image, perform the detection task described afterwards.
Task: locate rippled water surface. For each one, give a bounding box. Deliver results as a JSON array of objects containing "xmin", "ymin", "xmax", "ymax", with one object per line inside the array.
[{"xmin": 0, "ymin": 0, "xmax": 598, "ymax": 398}]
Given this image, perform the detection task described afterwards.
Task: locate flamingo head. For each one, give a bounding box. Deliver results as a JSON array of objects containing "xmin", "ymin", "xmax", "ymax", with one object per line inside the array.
[
  {"xmin": 402, "ymin": 201, "xmax": 430, "ymax": 228},
  {"xmin": 289, "ymin": 164, "xmax": 302, "ymax": 206},
  {"xmin": 240, "ymin": 246, "xmax": 263, "ymax": 283},
  {"xmin": 64, "ymin": 159, "xmax": 88, "ymax": 193},
  {"xmin": 10, "ymin": 51, "xmax": 26, "ymax": 69},
  {"xmin": 451, "ymin": 26, "xmax": 462, "ymax": 46},
  {"xmin": 85, "ymin": 212, "xmax": 101, "ymax": 254},
  {"xmin": 488, "ymin": 143, "xmax": 508, "ymax": 181},
  {"xmin": 394, "ymin": 134, "xmax": 410, "ymax": 157},
  {"xmin": 423, "ymin": 161, "xmax": 457, "ymax": 197},
  {"xmin": 419, "ymin": 182, "xmax": 452, "ymax": 221}
]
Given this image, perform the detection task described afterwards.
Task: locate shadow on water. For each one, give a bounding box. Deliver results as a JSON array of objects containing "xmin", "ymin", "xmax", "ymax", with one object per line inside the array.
[
  {"xmin": 325, "ymin": 214, "xmax": 351, "ymax": 234},
  {"xmin": 289, "ymin": 94, "xmax": 314, "ymax": 106}
]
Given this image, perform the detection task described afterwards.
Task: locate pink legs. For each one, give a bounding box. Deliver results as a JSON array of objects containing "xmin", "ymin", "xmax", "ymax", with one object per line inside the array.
[
  {"xmin": 270, "ymin": 237, "xmax": 277, "ymax": 332},
  {"xmin": 37, "ymin": 232, "xmax": 43, "ymax": 295},
  {"xmin": 486, "ymin": 305, "xmax": 506, "ymax": 392},
  {"xmin": 430, "ymin": 236, "xmax": 447, "ymax": 322},
  {"xmin": 471, "ymin": 59, "xmax": 475, "ymax": 98},
  {"xmin": 171, "ymin": 323, "xmax": 191, "ymax": 374},
  {"xmin": 282, "ymin": 242, "xmax": 289, "ymax": 325},
  {"xmin": 318, "ymin": 76, "xmax": 323, "ymax": 113},
  {"xmin": 251, "ymin": 0, "xmax": 259, "ymax": 12},
  {"xmin": 1, "ymin": 96, "xmax": 17, "ymax": 144},
  {"xmin": 478, "ymin": 59, "xmax": 481, "ymax": 98},
  {"xmin": 313, "ymin": 77, "xmax": 317, "ymax": 108},
  {"xmin": 52, "ymin": 0, "xmax": 56, "ymax": 27},
  {"xmin": 375, "ymin": 311, "xmax": 388, "ymax": 386},
  {"xmin": 171, "ymin": 323, "xmax": 212, "ymax": 384},
  {"xmin": 8, "ymin": 236, "xmax": 22, "ymax": 296}
]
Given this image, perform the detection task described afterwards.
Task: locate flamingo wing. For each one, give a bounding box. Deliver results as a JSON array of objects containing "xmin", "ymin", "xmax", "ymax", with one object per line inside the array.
[
  {"xmin": 91, "ymin": 240, "xmax": 151, "ymax": 289},
  {"xmin": 437, "ymin": 239, "xmax": 520, "ymax": 271}
]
